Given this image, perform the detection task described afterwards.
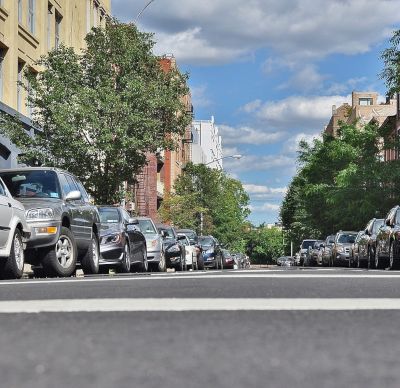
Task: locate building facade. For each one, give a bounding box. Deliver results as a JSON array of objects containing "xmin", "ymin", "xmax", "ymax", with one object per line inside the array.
[
  {"xmin": 325, "ymin": 91, "xmax": 397, "ymax": 137},
  {"xmin": 0, "ymin": 0, "xmax": 110, "ymax": 167},
  {"xmin": 192, "ymin": 116, "xmax": 223, "ymax": 170}
]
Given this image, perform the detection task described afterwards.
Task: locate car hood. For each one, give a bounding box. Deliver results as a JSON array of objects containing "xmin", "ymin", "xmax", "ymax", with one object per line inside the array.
[
  {"xmin": 17, "ymin": 197, "xmax": 63, "ymax": 210},
  {"xmin": 100, "ymin": 223, "xmax": 122, "ymax": 237}
]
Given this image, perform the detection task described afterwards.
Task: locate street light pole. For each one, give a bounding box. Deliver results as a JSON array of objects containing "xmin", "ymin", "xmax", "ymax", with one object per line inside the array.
[
  {"xmin": 135, "ymin": 0, "xmax": 155, "ymax": 22},
  {"xmin": 204, "ymin": 154, "xmax": 242, "ymax": 166}
]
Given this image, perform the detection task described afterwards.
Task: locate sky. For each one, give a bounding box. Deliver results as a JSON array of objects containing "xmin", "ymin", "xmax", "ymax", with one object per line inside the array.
[{"xmin": 113, "ymin": 0, "xmax": 400, "ymax": 225}]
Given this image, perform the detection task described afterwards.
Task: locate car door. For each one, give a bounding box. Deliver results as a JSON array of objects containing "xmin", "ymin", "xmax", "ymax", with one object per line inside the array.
[
  {"xmin": 58, "ymin": 173, "xmax": 84, "ymax": 241},
  {"xmin": 379, "ymin": 208, "xmax": 396, "ymax": 256},
  {"xmin": 0, "ymin": 180, "xmax": 13, "ymax": 249},
  {"xmin": 121, "ymin": 208, "xmax": 142, "ymax": 261},
  {"xmin": 73, "ymin": 177, "xmax": 94, "ymax": 243}
]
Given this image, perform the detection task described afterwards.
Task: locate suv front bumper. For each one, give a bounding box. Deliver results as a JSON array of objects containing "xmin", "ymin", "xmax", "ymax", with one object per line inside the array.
[{"xmin": 26, "ymin": 220, "xmax": 61, "ymax": 249}]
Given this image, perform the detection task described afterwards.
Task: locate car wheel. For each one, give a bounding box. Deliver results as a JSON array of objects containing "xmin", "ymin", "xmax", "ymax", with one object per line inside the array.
[
  {"xmin": 0, "ymin": 229, "xmax": 25, "ymax": 280},
  {"xmin": 375, "ymin": 245, "xmax": 386, "ymax": 270},
  {"xmin": 81, "ymin": 233, "xmax": 100, "ymax": 275},
  {"xmin": 197, "ymin": 254, "xmax": 204, "ymax": 270},
  {"xmin": 41, "ymin": 227, "xmax": 77, "ymax": 277},
  {"xmin": 156, "ymin": 250, "xmax": 167, "ymax": 272},
  {"xmin": 389, "ymin": 242, "xmax": 399, "ymax": 270},
  {"xmin": 134, "ymin": 247, "xmax": 148, "ymax": 273},
  {"xmin": 118, "ymin": 243, "xmax": 131, "ymax": 273}
]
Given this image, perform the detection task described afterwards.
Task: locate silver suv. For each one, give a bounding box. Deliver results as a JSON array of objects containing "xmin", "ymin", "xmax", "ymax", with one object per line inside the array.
[{"xmin": 0, "ymin": 168, "xmax": 101, "ymax": 277}]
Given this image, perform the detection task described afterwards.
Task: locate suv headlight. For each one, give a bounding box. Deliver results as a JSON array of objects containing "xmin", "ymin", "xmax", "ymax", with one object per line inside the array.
[
  {"xmin": 337, "ymin": 245, "xmax": 344, "ymax": 253},
  {"xmin": 26, "ymin": 208, "xmax": 54, "ymax": 221}
]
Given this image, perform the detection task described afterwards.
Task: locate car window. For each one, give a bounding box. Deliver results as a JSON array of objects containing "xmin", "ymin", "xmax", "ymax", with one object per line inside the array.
[
  {"xmin": 178, "ymin": 235, "xmax": 189, "ymax": 246},
  {"xmin": 337, "ymin": 234, "xmax": 357, "ymax": 244},
  {"xmin": 199, "ymin": 237, "xmax": 214, "ymax": 246},
  {"xmin": 0, "ymin": 170, "xmax": 61, "ymax": 199},
  {"xmin": 98, "ymin": 208, "xmax": 121, "ymax": 223},
  {"xmin": 301, "ymin": 241, "xmax": 315, "ymax": 249},
  {"xmin": 59, "ymin": 173, "xmax": 77, "ymax": 196},
  {"xmin": 158, "ymin": 227, "xmax": 176, "ymax": 240},
  {"xmin": 138, "ymin": 220, "xmax": 157, "ymax": 234},
  {"xmin": 0, "ymin": 180, "xmax": 6, "ymax": 196},
  {"xmin": 373, "ymin": 220, "xmax": 384, "ymax": 234},
  {"xmin": 75, "ymin": 179, "xmax": 90, "ymax": 202}
]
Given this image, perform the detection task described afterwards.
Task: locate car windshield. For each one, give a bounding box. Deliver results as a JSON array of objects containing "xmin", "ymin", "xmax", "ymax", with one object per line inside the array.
[
  {"xmin": 337, "ymin": 234, "xmax": 357, "ymax": 244},
  {"xmin": 158, "ymin": 227, "xmax": 175, "ymax": 240},
  {"xmin": 99, "ymin": 208, "xmax": 120, "ymax": 224},
  {"xmin": 179, "ymin": 231, "xmax": 197, "ymax": 241},
  {"xmin": 327, "ymin": 236, "xmax": 335, "ymax": 244},
  {"xmin": 0, "ymin": 170, "xmax": 61, "ymax": 199},
  {"xmin": 199, "ymin": 237, "xmax": 213, "ymax": 246},
  {"xmin": 178, "ymin": 236, "xmax": 189, "ymax": 246},
  {"xmin": 138, "ymin": 220, "xmax": 157, "ymax": 234},
  {"xmin": 301, "ymin": 241, "xmax": 316, "ymax": 249},
  {"xmin": 373, "ymin": 220, "xmax": 384, "ymax": 234}
]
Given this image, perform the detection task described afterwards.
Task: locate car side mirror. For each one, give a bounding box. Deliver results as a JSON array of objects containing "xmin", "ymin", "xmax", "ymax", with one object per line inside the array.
[{"xmin": 65, "ymin": 190, "xmax": 81, "ymax": 201}]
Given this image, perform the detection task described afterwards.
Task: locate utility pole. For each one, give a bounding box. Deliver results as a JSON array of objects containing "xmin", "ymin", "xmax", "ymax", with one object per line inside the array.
[{"xmin": 135, "ymin": 0, "xmax": 155, "ymax": 22}]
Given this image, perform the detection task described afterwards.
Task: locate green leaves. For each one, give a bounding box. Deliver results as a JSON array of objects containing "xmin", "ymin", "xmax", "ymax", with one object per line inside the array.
[{"xmin": 0, "ymin": 20, "xmax": 190, "ymax": 204}]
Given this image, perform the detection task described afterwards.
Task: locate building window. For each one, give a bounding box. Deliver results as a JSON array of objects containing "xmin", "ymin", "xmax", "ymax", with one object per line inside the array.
[
  {"xmin": 17, "ymin": 61, "xmax": 24, "ymax": 113},
  {"xmin": 55, "ymin": 11, "xmax": 62, "ymax": 49},
  {"xmin": 18, "ymin": 0, "xmax": 23, "ymax": 24},
  {"xmin": 359, "ymin": 98, "xmax": 373, "ymax": 106},
  {"xmin": 93, "ymin": 1, "xmax": 99, "ymax": 27},
  {"xmin": 28, "ymin": 0, "xmax": 35, "ymax": 34},
  {"xmin": 47, "ymin": 3, "xmax": 53, "ymax": 49}
]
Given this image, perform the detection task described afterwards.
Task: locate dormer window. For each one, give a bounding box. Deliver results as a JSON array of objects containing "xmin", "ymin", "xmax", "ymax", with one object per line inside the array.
[{"xmin": 359, "ymin": 98, "xmax": 373, "ymax": 106}]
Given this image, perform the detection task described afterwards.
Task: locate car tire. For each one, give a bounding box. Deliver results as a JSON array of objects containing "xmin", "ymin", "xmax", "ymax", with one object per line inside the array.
[
  {"xmin": 156, "ymin": 250, "xmax": 167, "ymax": 272},
  {"xmin": 135, "ymin": 247, "xmax": 148, "ymax": 273},
  {"xmin": 81, "ymin": 233, "xmax": 100, "ymax": 275},
  {"xmin": 389, "ymin": 241, "xmax": 400, "ymax": 270},
  {"xmin": 197, "ymin": 253, "xmax": 204, "ymax": 270},
  {"xmin": 41, "ymin": 227, "xmax": 77, "ymax": 277},
  {"xmin": 0, "ymin": 229, "xmax": 25, "ymax": 280},
  {"xmin": 118, "ymin": 243, "xmax": 131, "ymax": 273},
  {"xmin": 375, "ymin": 245, "xmax": 387, "ymax": 270}
]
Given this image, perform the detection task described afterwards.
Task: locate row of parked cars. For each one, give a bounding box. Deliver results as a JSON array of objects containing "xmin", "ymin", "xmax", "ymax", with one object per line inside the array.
[
  {"xmin": 297, "ymin": 205, "xmax": 400, "ymax": 270},
  {"xmin": 0, "ymin": 166, "xmax": 242, "ymax": 279}
]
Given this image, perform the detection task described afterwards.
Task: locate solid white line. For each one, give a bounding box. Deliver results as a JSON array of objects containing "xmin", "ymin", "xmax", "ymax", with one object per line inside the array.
[
  {"xmin": 2, "ymin": 298, "xmax": 400, "ymax": 313},
  {"xmin": 1, "ymin": 273, "xmax": 399, "ymax": 287}
]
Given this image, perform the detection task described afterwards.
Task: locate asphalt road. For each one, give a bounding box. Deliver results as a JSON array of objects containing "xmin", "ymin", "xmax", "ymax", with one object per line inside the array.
[{"xmin": 2, "ymin": 267, "xmax": 400, "ymax": 388}]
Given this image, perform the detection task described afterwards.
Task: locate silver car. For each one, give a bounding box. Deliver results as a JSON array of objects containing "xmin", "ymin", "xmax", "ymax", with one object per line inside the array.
[
  {"xmin": 135, "ymin": 217, "xmax": 165, "ymax": 272},
  {"xmin": 0, "ymin": 177, "xmax": 30, "ymax": 279}
]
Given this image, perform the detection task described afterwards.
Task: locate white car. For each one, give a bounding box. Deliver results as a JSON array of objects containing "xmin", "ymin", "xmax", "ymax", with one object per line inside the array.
[
  {"xmin": 177, "ymin": 234, "xmax": 199, "ymax": 270},
  {"xmin": 0, "ymin": 177, "xmax": 30, "ymax": 279}
]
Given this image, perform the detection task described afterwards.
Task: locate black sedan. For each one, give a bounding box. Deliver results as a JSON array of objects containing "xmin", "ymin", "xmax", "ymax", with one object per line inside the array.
[
  {"xmin": 98, "ymin": 206, "xmax": 148, "ymax": 273},
  {"xmin": 198, "ymin": 235, "xmax": 223, "ymax": 269},
  {"xmin": 156, "ymin": 224, "xmax": 186, "ymax": 271}
]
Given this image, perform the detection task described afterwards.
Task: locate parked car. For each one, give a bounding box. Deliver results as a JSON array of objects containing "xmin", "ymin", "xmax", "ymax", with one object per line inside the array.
[
  {"xmin": 321, "ymin": 235, "xmax": 335, "ymax": 266},
  {"xmin": 349, "ymin": 231, "xmax": 364, "ymax": 268},
  {"xmin": 299, "ymin": 239, "xmax": 317, "ymax": 266},
  {"xmin": 156, "ymin": 224, "xmax": 185, "ymax": 271},
  {"xmin": 198, "ymin": 235, "xmax": 223, "ymax": 269},
  {"xmin": 376, "ymin": 207, "xmax": 400, "ymax": 269},
  {"xmin": 305, "ymin": 240, "xmax": 324, "ymax": 266},
  {"xmin": 98, "ymin": 206, "xmax": 147, "ymax": 273},
  {"xmin": 177, "ymin": 234, "xmax": 199, "ymax": 270},
  {"xmin": 0, "ymin": 167, "xmax": 101, "ymax": 277},
  {"xmin": 331, "ymin": 231, "xmax": 358, "ymax": 266},
  {"xmin": 135, "ymin": 217, "xmax": 166, "ymax": 272},
  {"xmin": 352, "ymin": 218, "xmax": 384, "ymax": 268},
  {"xmin": 176, "ymin": 228, "xmax": 203, "ymax": 270},
  {"xmin": 0, "ymin": 177, "xmax": 30, "ymax": 279},
  {"xmin": 176, "ymin": 229, "xmax": 198, "ymax": 245},
  {"xmin": 276, "ymin": 256, "xmax": 294, "ymax": 266},
  {"xmin": 221, "ymin": 249, "xmax": 235, "ymax": 269}
]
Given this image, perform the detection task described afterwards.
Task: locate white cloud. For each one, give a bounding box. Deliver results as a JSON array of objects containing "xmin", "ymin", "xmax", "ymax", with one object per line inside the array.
[
  {"xmin": 220, "ymin": 124, "xmax": 285, "ymax": 146},
  {"xmin": 191, "ymin": 85, "xmax": 212, "ymax": 108},
  {"xmin": 283, "ymin": 132, "xmax": 322, "ymax": 154},
  {"xmin": 250, "ymin": 202, "xmax": 281, "ymax": 212},
  {"xmin": 244, "ymin": 184, "xmax": 287, "ymax": 195},
  {"xmin": 113, "ymin": 0, "xmax": 400, "ymax": 65},
  {"xmin": 279, "ymin": 64, "xmax": 328, "ymax": 92},
  {"xmin": 224, "ymin": 154, "xmax": 296, "ymax": 173},
  {"xmin": 241, "ymin": 100, "xmax": 262, "ymax": 113},
  {"xmin": 254, "ymin": 94, "xmax": 351, "ymax": 132}
]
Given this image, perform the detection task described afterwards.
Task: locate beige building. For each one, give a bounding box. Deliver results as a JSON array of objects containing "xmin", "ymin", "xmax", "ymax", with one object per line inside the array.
[
  {"xmin": 325, "ymin": 91, "xmax": 397, "ymax": 137},
  {"xmin": 0, "ymin": 0, "xmax": 110, "ymax": 167}
]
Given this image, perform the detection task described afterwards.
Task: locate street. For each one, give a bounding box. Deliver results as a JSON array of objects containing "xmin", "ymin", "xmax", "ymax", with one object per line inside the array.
[{"xmin": 1, "ymin": 268, "xmax": 400, "ymax": 387}]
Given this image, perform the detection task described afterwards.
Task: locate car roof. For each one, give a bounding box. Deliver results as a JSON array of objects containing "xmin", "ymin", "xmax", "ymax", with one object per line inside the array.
[{"xmin": 0, "ymin": 167, "xmax": 67, "ymax": 174}]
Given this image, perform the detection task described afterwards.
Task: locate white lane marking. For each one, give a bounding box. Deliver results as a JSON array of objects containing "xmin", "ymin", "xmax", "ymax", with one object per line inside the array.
[
  {"xmin": 1, "ymin": 273, "xmax": 400, "ymax": 286},
  {"xmin": 2, "ymin": 298, "xmax": 400, "ymax": 313}
]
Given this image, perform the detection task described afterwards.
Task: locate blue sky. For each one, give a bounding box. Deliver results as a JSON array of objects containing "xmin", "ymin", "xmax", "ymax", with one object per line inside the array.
[{"xmin": 113, "ymin": 0, "xmax": 400, "ymax": 225}]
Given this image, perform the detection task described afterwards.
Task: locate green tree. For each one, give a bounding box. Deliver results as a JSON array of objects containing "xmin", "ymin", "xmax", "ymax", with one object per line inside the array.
[
  {"xmin": 380, "ymin": 29, "xmax": 400, "ymax": 97},
  {"xmin": 246, "ymin": 226, "xmax": 284, "ymax": 264},
  {"xmin": 159, "ymin": 162, "xmax": 250, "ymax": 249},
  {"xmin": 0, "ymin": 20, "xmax": 190, "ymax": 204}
]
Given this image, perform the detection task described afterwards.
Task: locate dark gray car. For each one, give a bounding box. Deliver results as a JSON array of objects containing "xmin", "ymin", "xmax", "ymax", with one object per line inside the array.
[{"xmin": 0, "ymin": 167, "xmax": 101, "ymax": 277}]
